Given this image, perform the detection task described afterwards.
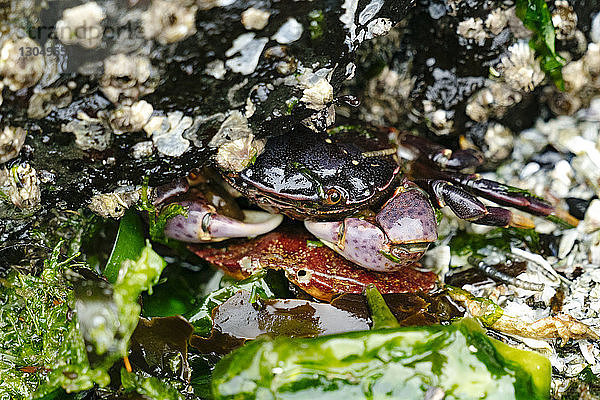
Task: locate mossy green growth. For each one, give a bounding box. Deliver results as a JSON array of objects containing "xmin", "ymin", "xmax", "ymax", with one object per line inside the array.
[
  {"xmin": 285, "ymin": 97, "xmax": 299, "ymax": 114},
  {"xmin": 211, "ymin": 318, "xmax": 551, "ymax": 400},
  {"xmin": 308, "ymin": 9, "xmax": 325, "ymax": 40},
  {"xmin": 0, "ymin": 244, "xmax": 109, "ymax": 399},
  {"xmin": 449, "ymin": 227, "xmax": 540, "ymax": 258},
  {"xmin": 138, "ymin": 176, "xmax": 188, "ymax": 244}
]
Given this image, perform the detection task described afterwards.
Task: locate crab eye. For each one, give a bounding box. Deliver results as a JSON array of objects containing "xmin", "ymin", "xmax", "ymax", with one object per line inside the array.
[{"xmin": 325, "ymin": 188, "xmax": 342, "ymax": 205}]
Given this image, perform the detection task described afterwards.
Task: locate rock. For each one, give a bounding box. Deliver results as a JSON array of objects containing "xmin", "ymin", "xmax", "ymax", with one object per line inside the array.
[
  {"xmin": 583, "ymin": 199, "xmax": 600, "ymax": 233},
  {"xmin": 0, "ymin": 126, "xmax": 26, "ymax": 164},
  {"xmin": 241, "ymin": 8, "xmax": 270, "ymax": 30},
  {"xmin": 566, "ymin": 197, "xmax": 594, "ymax": 220}
]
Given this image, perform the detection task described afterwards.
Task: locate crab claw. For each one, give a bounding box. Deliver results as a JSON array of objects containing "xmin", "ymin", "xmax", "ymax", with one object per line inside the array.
[
  {"xmin": 164, "ymin": 200, "xmax": 283, "ymax": 242},
  {"xmin": 305, "ymin": 184, "xmax": 438, "ymax": 272}
]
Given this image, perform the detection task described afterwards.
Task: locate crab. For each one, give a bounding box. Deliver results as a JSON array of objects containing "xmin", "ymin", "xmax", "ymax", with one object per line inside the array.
[{"xmin": 157, "ymin": 123, "xmax": 577, "ymax": 273}]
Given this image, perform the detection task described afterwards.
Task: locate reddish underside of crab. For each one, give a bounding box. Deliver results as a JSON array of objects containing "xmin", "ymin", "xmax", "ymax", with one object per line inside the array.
[{"xmin": 189, "ymin": 227, "xmax": 437, "ymax": 301}]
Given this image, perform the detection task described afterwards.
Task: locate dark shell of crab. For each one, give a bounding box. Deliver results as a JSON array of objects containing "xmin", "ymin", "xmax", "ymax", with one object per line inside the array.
[{"xmin": 219, "ymin": 125, "xmax": 401, "ymax": 220}]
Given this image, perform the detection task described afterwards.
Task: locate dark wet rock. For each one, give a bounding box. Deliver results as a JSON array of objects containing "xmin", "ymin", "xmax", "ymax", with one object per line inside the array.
[
  {"xmin": 571, "ymin": 0, "xmax": 600, "ymax": 35},
  {"xmin": 353, "ymin": 0, "xmax": 600, "ymax": 154},
  {"xmin": 566, "ymin": 196, "xmax": 596, "ymax": 220},
  {"xmin": 353, "ymin": 0, "xmax": 519, "ymax": 138},
  {"xmin": 0, "ymin": 1, "xmax": 419, "ymax": 254},
  {"xmin": 445, "ymin": 260, "xmax": 527, "ymax": 287},
  {"xmin": 0, "ymin": 0, "xmax": 414, "ymax": 218},
  {"xmin": 539, "ymin": 233, "xmax": 560, "ymax": 258},
  {"xmin": 129, "ymin": 316, "xmax": 194, "ymax": 383}
]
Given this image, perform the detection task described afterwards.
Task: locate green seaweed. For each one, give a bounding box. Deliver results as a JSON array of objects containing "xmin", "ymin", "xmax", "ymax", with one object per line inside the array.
[
  {"xmin": 139, "ymin": 176, "xmax": 188, "ymax": 244},
  {"xmin": 516, "ymin": 0, "xmax": 565, "ymax": 90},
  {"xmin": 104, "ymin": 210, "xmax": 146, "ymax": 283},
  {"xmin": 449, "ymin": 227, "xmax": 540, "ymax": 258},
  {"xmin": 211, "ymin": 318, "xmax": 551, "ymax": 400},
  {"xmin": 121, "ymin": 368, "xmax": 185, "ymax": 400},
  {"xmin": 0, "ymin": 243, "xmax": 106, "ymax": 399},
  {"xmin": 365, "ymin": 284, "xmax": 400, "ymax": 330}
]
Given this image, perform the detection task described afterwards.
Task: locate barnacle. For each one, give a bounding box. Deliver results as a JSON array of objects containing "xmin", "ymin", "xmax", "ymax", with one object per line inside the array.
[
  {"xmin": 0, "ymin": 36, "xmax": 45, "ymax": 91},
  {"xmin": 498, "ymin": 42, "xmax": 545, "ymax": 92},
  {"xmin": 55, "ymin": 2, "xmax": 105, "ymax": 49}
]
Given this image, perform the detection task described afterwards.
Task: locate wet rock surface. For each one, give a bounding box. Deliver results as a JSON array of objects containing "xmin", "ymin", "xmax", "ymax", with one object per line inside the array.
[{"xmin": 0, "ymin": 0, "xmax": 413, "ymax": 215}]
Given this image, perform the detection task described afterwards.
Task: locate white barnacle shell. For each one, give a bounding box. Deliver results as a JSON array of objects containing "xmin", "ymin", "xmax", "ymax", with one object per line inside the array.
[
  {"xmin": 242, "ymin": 8, "xmax": 271, "ymax": 30},
  {"xmin": 0, "ymin": 126, "xmax": 26, "ymax": 163},
  {"xmin": 498, "ymin": 42, "xmax": 545, "ymax": 92},
  {"xmin": 142, "ymin": 0, "xmax": 197, "ymax": 45},
  {"xmin": 272, "ymin": 18, "xmax": 303, "ymax": 44},
  {"xmin": 56, "ymin": 2, "xmax": 106, "ymax": 49},
  {"xmin": 144, "ymin": 111, "xmax": 192, "ymax": 157},
  {"xmin": 0, "ymin": 163, "xmax": 41, "ymax": 209},
  {"xmin": 0, "ymin": 36, "xmax": 45, "ymax": 91},
  {"xmin": 225, "ymin": 33, "xmax": 268, "ymax": 75}
]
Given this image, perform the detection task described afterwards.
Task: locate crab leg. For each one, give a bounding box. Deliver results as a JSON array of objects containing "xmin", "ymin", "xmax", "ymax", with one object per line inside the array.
[
  {"xmin": 164, "ymin": 199, "xmax": 283, "ymax": 242},
  {"xmin": 410, "ymin": 160, "xmax": 579, "ymax": 227},
  {"xmin": 417, "ymin": 179, "xmax": 535, "ymax": 228},
  {"xmin": 445, "ymin": 172, "xmax": 577, "ymax": 226},
  {"xmin": 152, "ymin": 178, "xmax": 189, "ymax": 206},
  {"xmin": 396, "ymin": 133, "xmax": 576, "ymax": 226},
  {"xmin": 397, "ymin": 133, "xmax": 483, "ymax": 170}
]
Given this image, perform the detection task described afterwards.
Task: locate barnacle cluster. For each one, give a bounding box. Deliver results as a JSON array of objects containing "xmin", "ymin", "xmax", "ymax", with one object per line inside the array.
[
  {"xmin": 0, "ymin": 126, "xmax": 26, "ymax": 164},
  {"xmin": 108, "ymin": 100, "xmax": 153, "ymax": 135},
  {"xmin": 61, "ymin": 111, "xmax": 111, "ymax": 151},
  {"xmin": 141, "ymin": 0, "xmax": 197, "ymax": 45},
  {"xmin": 99, "ymin": 54, "xmax": 156, "ymax": 105},
  {"xmin": 0, "ymin": 36, "xmax": 44, "ymax": 93},
  {"xmin": 27, "ymin": 86, "xmax": 72, "ymax": 119},
  {"xmin": 0, "ymin": 163, "xmax": 41, "ymax": 210},
  {"xmin": 497, "ymin": 41, "xmax": 545, "ymax": 92},
  {"xmin": 1, "ymin": 1, "xmax": 600, "ymax": 397},
  {"xmin": 144, "ymin": 111, "xmax": 193, "ymax": 157}
]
